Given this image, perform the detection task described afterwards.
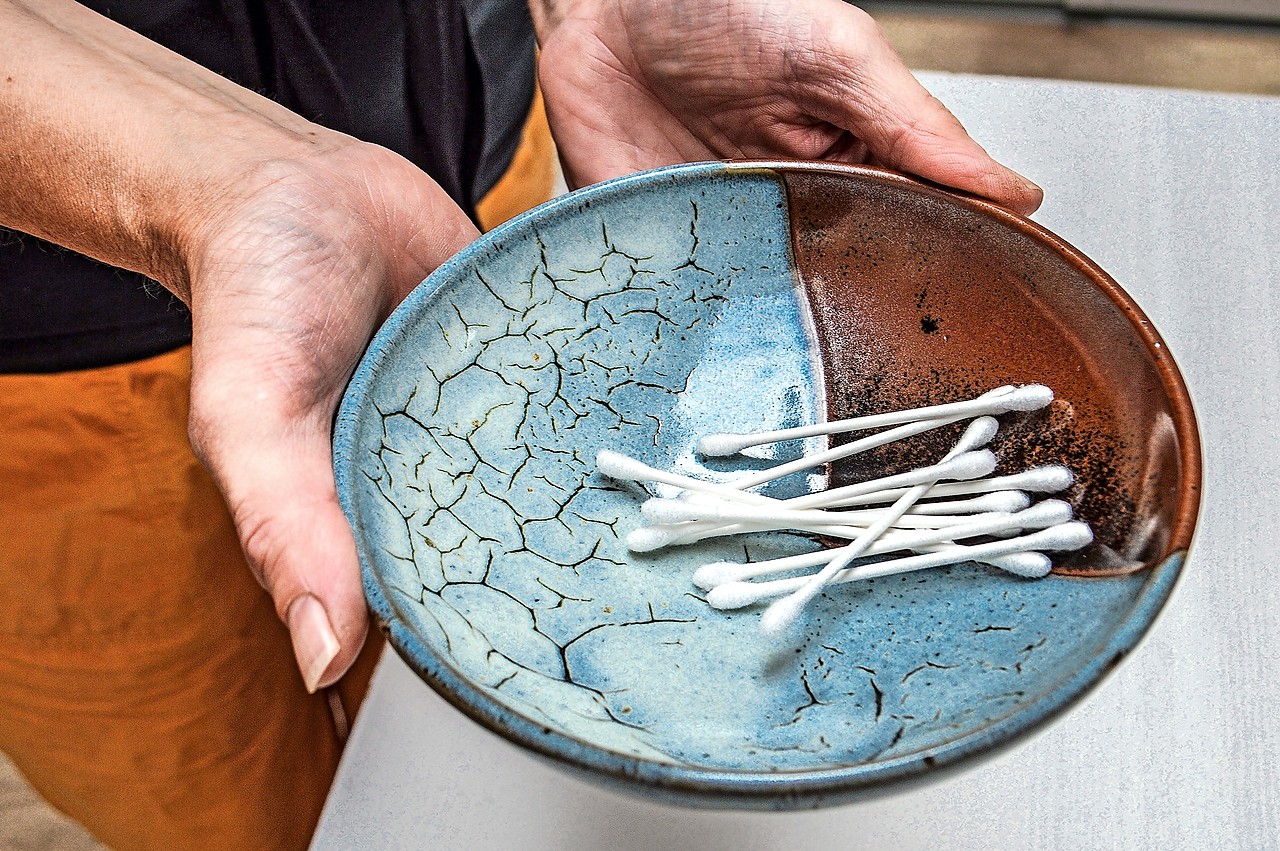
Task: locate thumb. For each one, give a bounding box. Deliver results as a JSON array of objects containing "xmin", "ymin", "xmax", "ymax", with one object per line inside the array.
[{"xmin": 191, "ymin": 396, "xmax": 369, "ymax": 693}]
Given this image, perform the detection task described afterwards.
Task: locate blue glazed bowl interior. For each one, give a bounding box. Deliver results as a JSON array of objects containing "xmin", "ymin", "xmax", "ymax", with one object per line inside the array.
[{"xmin": 333, "ymin": 162, "xmax": 1198, "ymax": 808}]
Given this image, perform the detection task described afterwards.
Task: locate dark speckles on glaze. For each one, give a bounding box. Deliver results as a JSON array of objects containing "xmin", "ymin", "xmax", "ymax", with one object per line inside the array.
[
  {"xmin": 780, "ymin": 168, "xmax": 1199, "ymax": 576},
  {"xmin": 334, "ymin": 162, "xmax": 1201, "ymax": 810}
]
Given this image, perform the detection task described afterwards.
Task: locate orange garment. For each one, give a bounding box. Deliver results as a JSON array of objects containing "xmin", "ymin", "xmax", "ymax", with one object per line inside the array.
[
  {"xmin": 0, "ymin": 94, "xmax": 554, "ymax": 850},
  {"xmin": 475, "ymin": 85, "xmax": 557, "ymax": 232}
]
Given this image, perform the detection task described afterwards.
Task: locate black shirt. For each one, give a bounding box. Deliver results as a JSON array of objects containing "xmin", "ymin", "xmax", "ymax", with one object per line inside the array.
[{"xmin": 0, "ymin": 0, "xmax": 535, "ymax": 373}]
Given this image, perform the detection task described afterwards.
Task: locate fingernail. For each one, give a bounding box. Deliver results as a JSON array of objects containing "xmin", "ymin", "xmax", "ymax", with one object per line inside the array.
[
  {"xmin": 1010, "ymin": 168, "xmax": 1044, "ymax": 207},
  {"xmin": 287, "ymin": 594, "xmax": 340, "ymax": 693}
]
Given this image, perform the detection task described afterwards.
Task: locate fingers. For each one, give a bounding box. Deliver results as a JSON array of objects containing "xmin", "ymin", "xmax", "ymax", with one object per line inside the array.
[
  {"xmin": 178, "ymin": 146, "xmax": 482, "ymax": 693},
  {"xmin": 190, "ymin": 388, "xmax": 368, "ymax": 693},
  {"xmin": 816, "ymin": 6, "xmax": 1044, "ymax": 215}
]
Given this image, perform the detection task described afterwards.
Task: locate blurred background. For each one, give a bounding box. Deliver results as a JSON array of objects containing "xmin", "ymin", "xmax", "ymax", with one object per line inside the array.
[
  {"xmin": 864, "ymin": 0, "xmax": 1280, "ymax": 95},
  {"xmin": 3, "ymin": 2, "xmax": 1277, "ymax": 849}
]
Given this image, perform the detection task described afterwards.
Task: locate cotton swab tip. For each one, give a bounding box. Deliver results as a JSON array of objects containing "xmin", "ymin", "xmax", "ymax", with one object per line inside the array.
[
  {"xmin": 759, "ymin": 594, "xmax": 807, "ymax": 636},
  {"xmin": 596, "ymin": 449, "xmax": 653, "ymax": 482},
  {"xmin": 1026, "ymin": 465, "xmax": 1075, "ymax": 492},
  {"xmin": 1002, "ymin": 384, "xmax": 1055, "ymax": 411},
  {"xmin": 625, "ymin": 525, "xmax": 684, "ymax": 552},
  {"xmin": 943, "ymin": 449, "xmax": 999, "ymax": 481},
  {"xmin": 988, "ymin": 551, "xmax": 1054, "ymax": 578},
  {"xmin": 971, "ymin": 491, "xmax": 1033, "ymax": 513},
  {"xmin": 692, "ymin": 562, "xmax": 740, "ymax": 591},
  {"xmin": 706, "ymin": 582, "xmax": 769, "ymax": 610},
  {"xmin": 696, "ymin": 433, "xmax": 753, "ymax": 457},
  {"xmin": 957, "ymin": 415, "xmax": 1000, "ymax": 451},
  {"xmin": 1016, "ymin": 498, "xmax": 1075, "ymax": 528},
  {"xmin": 1029, "ymin": 521, "xmax": 1094, "ymax": 550}
]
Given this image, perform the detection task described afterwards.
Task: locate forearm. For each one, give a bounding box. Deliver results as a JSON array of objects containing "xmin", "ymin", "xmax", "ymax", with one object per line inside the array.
[{"xmin": 0, "ymin": 0, "xmax": 344, "ymax": 297}]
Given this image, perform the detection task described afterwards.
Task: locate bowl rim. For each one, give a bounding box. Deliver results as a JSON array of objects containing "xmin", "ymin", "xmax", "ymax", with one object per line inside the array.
[{"xmin": 333, "ymin": 159, "xmax": 1203, "ymax": 806}]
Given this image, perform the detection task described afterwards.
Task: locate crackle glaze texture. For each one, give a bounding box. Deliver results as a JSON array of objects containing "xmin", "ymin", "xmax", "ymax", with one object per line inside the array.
[{"xmin": 333, "ymin": 162, "xmax": 1200, "ymax": 808}]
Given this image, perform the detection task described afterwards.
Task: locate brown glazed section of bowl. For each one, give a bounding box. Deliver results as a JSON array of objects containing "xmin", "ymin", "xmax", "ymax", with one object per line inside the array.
[{"xmin": 779, "ymin": 165, "xmax": 1200, "ymax": 576}]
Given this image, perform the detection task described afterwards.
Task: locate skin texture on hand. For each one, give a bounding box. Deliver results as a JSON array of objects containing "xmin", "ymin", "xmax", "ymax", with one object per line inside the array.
[
  {"xmin": 0, "ymin": 0, "xmax": 479, "ymax": 691},
  {"xmin": 532, "ymin": 0, "xmax": 1043, "ymax": 215},
  {"xmin": 186, "ymin": 149, "xmax": 479, "ymax": 690}
]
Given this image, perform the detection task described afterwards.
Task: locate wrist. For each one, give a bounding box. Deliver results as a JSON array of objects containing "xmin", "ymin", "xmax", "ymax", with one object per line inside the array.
[
  {"xmin": 155, "ymin": 128, "xmax": 357, "ymax": 302},
  {"xmin": 0, "ymin": 0, "xmax": 351, "ymax": 301}
]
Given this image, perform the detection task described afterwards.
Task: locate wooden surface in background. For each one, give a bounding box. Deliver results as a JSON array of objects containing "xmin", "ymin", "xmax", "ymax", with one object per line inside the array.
[
  {"xmin": 0, "ymin": 753, "xmax": 102, "ymax": 851},
  {"xmin": 872, "ymin": 10, "xmax": 1280, "ymax": 95}
]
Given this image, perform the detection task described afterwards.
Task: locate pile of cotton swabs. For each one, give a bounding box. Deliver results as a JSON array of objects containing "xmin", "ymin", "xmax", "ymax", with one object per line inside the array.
[{"xmin": 595, "ymin": 385, "xmax": 1092, "ymax": 636}]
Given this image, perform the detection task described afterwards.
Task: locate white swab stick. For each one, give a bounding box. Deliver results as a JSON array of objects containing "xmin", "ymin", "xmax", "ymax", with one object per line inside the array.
[
  {"xmin": 756, "ymin": 417, "xmax": 997, "ymax": 636},
  {"xmin": 772, "ymin": 446, "xmax": 1000, "ymax": 511},
  {"xmin": 596, "ymin": 450, "xmax": 776, "ymax": 505},
  {"xmin": 698, "ymin": 385, "xmax": 1051, "ymax": 457},
  {"xmin": 918, "ymin": 546, "xmax": 1053, "ymax": 579},
  {"xmin": 642, "ymin": 500, "xmax": 1010, "ymax": 531},
  {"xmin": 629, "ymin": 444, "xmax": 1000, "ymax": 551},
  {"xmin": 803, "ymin": 466, "xmax": 1074, "ymax": 509},
  {"xmin": 762, "ymin": 513, "xmax": 1029, "ymax": 542},
  {"xmin": 825, "ymin": 499, "xmax": 1072, "ymax": 549},
  {"xmin": 707, "ymin": 523, "xmax": 1092, "ymax": 609},
  {"xmin": 633, "ymin": 511, "xmax": 1008, "ymax": 552},
  {"xmin": 693, "ymin": 550, "xmax": 836, "ymax": 589},
  {"xmin": 627, "ymin": 509, "xmax": 1011, "ymax": 554},
  {"xmin": 725, "ymin": 414, "xmax": 970, "ymax": 490},
  {"xmin": 643, "ymin": 486, "xmax": 1023, "ymax": 529},
  {"xmin": 630, "ymin": 447, "xmax": 997, "ymax": 551},
  {"xmin": 659, "ymin": 489, "xmax": 1026, "ymax": 524},
  {"xmin": 687, "ymin": 498, "xmax": 1073, "ymax": 574},
  {"xmin": 692, "ymin": 544, "xmax": 1050, "ymax": 590},
  {"xmin": 908, "ymin": 491, "xmax": 1031, "ymax": 514},
  {"xmin": 672, "ymin": 496, "xmax": 1070, "ymax": 552}
]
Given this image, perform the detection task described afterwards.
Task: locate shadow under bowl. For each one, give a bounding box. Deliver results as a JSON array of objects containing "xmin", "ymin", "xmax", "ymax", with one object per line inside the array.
[{"xmin": 333, "ymin": 161, "xmax": 1201, "ymax": 809}]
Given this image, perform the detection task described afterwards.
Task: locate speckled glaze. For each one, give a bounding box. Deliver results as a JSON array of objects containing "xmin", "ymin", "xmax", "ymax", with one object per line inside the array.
[{"xmin": 333, "ymin": 162, "xmax": 1201, "ymax": 809}]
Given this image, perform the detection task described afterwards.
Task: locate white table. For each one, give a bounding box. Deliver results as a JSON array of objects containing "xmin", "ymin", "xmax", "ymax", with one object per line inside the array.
[{"xmin": 313, "ymin": 73, "xmax": 1280, "ymax": 850}]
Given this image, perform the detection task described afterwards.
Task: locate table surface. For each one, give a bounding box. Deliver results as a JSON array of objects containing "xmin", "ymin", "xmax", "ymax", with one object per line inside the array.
[{"xmin": 313, "ymin": 72, "xmax": 1280, "ymax": 850}]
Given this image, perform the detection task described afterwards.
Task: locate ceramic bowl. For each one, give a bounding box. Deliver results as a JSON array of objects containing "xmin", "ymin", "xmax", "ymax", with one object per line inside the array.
[{"xmin": 333, "ymin": 161, "xmax": 1201, "ymax": 809}]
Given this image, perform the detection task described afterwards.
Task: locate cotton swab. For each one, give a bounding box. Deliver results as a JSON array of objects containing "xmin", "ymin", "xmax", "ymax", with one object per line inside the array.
[
  {"xmin": 627, "ymin": 502, "xmax": 1009, "ymax": 553},
  {"xmin": 600, "ymin": 384, "xmax": 1091, "ymax": 637},
  {"xmin": 691, "ymin": 545, "xmax": 1052, "ymax": 591},
  {"xmin": 918, "ymin": 547, "xmax": 1053, "ymax": 579},
  {"xmin": 643, "ymin": 495, "xmax": 1072, "ymax": 555},
  {"xmin": 698, "ymin": 384, "xmax": 1052, "ymax": 457},
  {"xmin": 643, "ymin": 485, "xmax": 1027, "ymax": 529},
  {"xmin": 596, "ymin": 449, "xmax": 775, "ymax": 505},
  {"xmin": 706, "ymin": 522, "xmax": 1093, "ymax": 610},
  {"xmin": 723, "ymin": 412, "xmax": 981, "ymax": 491},
  {"xmin": 756, "ymin": 417, "xmax": 998, "ymax": 636},
  {"xmin": 689, "ymin": 499, "xmax": 1074, "ymax": 586},
  {"xmin": 767, "ymin": 445, "xmax": 1005, "ymax": 511},
  {"xmin": 640, "ymin": 449, "xmax": 996, "ymax": 526},
  {"xmin": 631, "ymin": 490, "xmax": 1032, "ymax": 553},
  {"xmin": 643, "ymin": 502, "xmax": 1011, "ymax": 532},
  {"xmin": 906, "ymin": 490, "xmax": 1032, "ymax": 514},
  {"xmin": 625, "ymin": 448, "xmax": 1001, "ymax": 553},
  {"xmin": 798, "ymin": 465, "xmax": 1074, "ymax": 509}
]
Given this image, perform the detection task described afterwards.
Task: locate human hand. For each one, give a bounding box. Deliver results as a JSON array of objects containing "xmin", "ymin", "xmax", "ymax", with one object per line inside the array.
[
  {"xmin": 2, "ymin": 1, "xmax": 482, "ymax": 692},
  {"xmin": 532, "ymin": 0, "xmax": 1042, "ymax": 214},
  {"xmin": 184, "ymin": 144, "xmax": 480, "ymax": 691}
]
